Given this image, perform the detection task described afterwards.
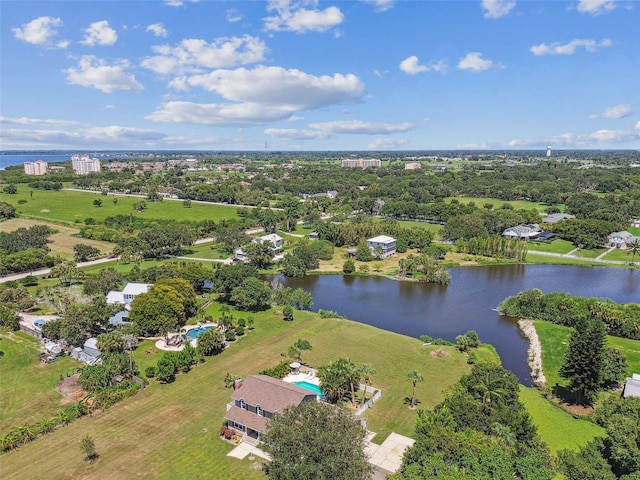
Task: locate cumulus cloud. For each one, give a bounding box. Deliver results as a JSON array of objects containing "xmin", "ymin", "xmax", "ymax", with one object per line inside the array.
[
  {"xmin": 589, "ymin": 104, "xmax": 633, "ymax": 119},
  {"xmin": 368, "ymin": 138, "xmax": 409, "ymax": 149},
  {"xmin": 457, "ymin": 52, "xmax": 502, "ymax": 72},
  {"xmin": 507, "ymin": 122, "xmax": 640, "ymax": 148},
  {"xmin": 164, "ymin": 0, "xmax": 200, "ymax": 7},
  {"xmin": 481, "ymin": 0, "xmax": 516, "ymax": 18},
  {"xmin": 146, "ymin": 23, "xmax": 168, "ymax": 37},
  {"xmin": 363, "ymin": 0, "xmax": 396, "ymax": 12},
  {"xmin": 263, "ymin": 0, "xmax": 344, "ymax": 33},
  {"xmin": 81, "ymin": 20, "xmax": 118, "ymax": 46},
  {"xmin": 399, "ymin": 56, "xmax": 447, "ymax": 75},
  {"xmin": 176, "ymin": 66, "xmax": 364, "ymax": 108},
  {"xmin": 141, "ymin": 35, "xmax": 267, "ymax": 75},
  {"xmin": 530, "ymin": 38, "xmax": 612, "ymax": 56},
  {"xmin": 226, "ymin": 8, "xmax": 243, "ymax": 23},
  {"xmin": 0, "ymin": 116, "xmax": 79, "ymax": 127},
  {"xmin": 148, "ymin": 67, "xmax": 364, "ymax": 127},
  {"xmin": 65, "ymin": 56, "xmax": 143, "ymax": 93},
  {"xmin": 577, "ymin": 0, "xmax": 617, "ymax": 15},
  {"xmin": 12, "ymin": 16, "xmax": 64, "ymax": 46}
]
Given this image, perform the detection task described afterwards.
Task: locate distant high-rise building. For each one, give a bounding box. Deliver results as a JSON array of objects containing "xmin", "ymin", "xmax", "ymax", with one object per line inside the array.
[
  {"xmin": 23, "ymin": 160, "xmax": 48, "ymax": 175},
  {"xmin": 546, "ymin": 146, "xmax": 552, "ymax": 157},
  {"xmin": 341, "ymin": 158, "xmax": 381, "ymax": 168},
  {"xmin": 404, "ymin": 162, "xmax": 422, "ymax": 170},
  {"xmin": 71, "ymin": 154, "xmax": 101, "ymax": 175}
]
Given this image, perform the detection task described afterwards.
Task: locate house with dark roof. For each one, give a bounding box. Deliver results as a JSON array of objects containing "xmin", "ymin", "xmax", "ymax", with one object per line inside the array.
[
  {"xmin": 225, "ymin": 375, "xmax": 317, "ymax": 444},
  {"xmin": 502, "ymin": 224, "xmax": 542, "ymax": 240},
  {"xmin": 543, "ymin": 213, "xmax": 575, "ymax": 224}
]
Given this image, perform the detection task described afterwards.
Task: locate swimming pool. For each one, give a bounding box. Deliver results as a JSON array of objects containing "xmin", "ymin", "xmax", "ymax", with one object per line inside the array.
[
  {"xmin": 33, "ymin": 319, "xmax": 47, "ymax": 330},
  {"xmin": 294, "ymin": 381, "xmax": 323, "ymax": 396},
  {"xmin": 185, "ymin": 326, "xmax": 214, "ymax": 340}
]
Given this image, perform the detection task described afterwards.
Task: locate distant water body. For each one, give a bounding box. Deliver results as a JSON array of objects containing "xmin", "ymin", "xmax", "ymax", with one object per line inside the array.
[{"xmin": 0, "ymin": 154, "xmax": 71, "ymax": 170}]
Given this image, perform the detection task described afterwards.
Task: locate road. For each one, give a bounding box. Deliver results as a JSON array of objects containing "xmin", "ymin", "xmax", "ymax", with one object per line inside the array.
[{"xmin": 0, "ymin": 256, "xmax": 118, "ymax": 283}]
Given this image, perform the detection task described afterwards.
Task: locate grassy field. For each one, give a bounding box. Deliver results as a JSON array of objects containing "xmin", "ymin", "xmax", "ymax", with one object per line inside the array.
[
  {"xmin": 603, "ymin": 247, "xmax": 638, "ymax": 262},
  {"xmin": 527, "ymin": 239, "xmax": 575, "ymax": 254},
  {"xmin": 447, "ymin": 196, "xmax": 550, "ymax": 211},
  {"xmin": 180, "ymin": 242, "xmax": 230, "ymax": 260},
  {"xmin": 534, "ymin": 321, "xmax": 640, "ymax": 388},
  {"xmin": 0, "ymin": 218, "xmax": 114, "ymax": 259},
  {"xmin": 0, "ymin": 308, "xmax": 487, "ymax": 479},
  {"xmin": 0, "ymin": 189, "xmax": 240, "ymax": 225},
  {"xmin": 0, "ymin": 330, "xmax": 82, "ymax": 432},
  {"xmin": 519, "ymin": 386, "xmax": 605, "ymax": 455}
]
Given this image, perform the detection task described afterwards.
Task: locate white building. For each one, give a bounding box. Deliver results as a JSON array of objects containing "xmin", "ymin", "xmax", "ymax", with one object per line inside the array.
[
  {"xmin": 342, "ymin": 158, "xmax": 381, "ymax": 168},
  {"xmin": 367, "ymin": 235, "xmax": 397, "ymax": 258},
  {"xmin": 71, "ymin": 154, "xmax": 101, "ymax": 175},
  {"xmin": 259, "ymin": 233, "xmax": 284, "ymax": 251},
  {"xmin": 23, "ymin": 160, "xmax": 48, "ymax": 175},
  {"xmin": 404, "ymin": 162, "xmax": 422, "ymax": 170},
  {"xmin": 106, "ymin": 282, "xmax": 153, "ymax": 307}
]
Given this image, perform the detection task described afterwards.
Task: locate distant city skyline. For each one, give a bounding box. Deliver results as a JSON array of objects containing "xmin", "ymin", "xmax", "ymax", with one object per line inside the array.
[{"xmin": 1, "ymin": 1, "xmax": 638, "ymax": 151}]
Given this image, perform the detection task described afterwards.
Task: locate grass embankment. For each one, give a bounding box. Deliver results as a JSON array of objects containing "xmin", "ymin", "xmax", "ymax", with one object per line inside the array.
[
  {"xmin": 1, "ymin": 189, "xmax": 240, "ymax": 224},
  {"xmin": 0, "ymin": 308, "xmax": 487, "ymax": 480},
  {"xmin": 0, "ymin": 330, "xmax": 81, "ymax": 432},
  {"xmin": 0, "ymin": 218, "xmax": 114, "ymax": 259},
  {"xmin": 518, "ymin": 386, "xmax": 605, "ymax": 455}
]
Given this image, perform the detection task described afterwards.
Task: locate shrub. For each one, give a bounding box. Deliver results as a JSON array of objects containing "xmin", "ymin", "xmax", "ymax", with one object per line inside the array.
[
  {"xmin": 225, "ymin": 331, "xmax": 236, "ymax": 342},
  {"xmin": 343, "ymin": 260, "xmax": 355, "ymax": 274},
  {"xmin": 283, "ymin": 305, "xmax": 294, "ymax": 322},
  {"xmin": 145, "ymin": 366, "xmax": 156, "ymax": 378},
  {"xmin": 234, "ymin": 325, "xmax": 245, "ymax": 336}
]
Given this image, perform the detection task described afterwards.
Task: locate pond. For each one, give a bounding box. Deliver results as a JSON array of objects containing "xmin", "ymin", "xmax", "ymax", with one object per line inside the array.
[{"xmin": 266, "ymin": 265, "xmax": 640, "ymax": 385}]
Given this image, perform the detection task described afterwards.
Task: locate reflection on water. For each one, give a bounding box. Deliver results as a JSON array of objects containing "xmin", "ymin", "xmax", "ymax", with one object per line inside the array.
[{"xmin": 265, "ymin": 265, "xmax": 639, "ymax": 386}]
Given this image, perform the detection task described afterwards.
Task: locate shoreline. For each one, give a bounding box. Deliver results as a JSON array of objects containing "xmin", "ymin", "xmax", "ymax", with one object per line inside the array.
[{"xmin": 518, "ymin": 319, "xmax": 547, "ymax": 388}]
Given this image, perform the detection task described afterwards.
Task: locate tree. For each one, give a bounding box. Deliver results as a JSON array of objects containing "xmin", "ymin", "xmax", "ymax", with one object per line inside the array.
[
  {"xmin": 343, "ymin": 259, "xmax": 355, "ymax": 274},
  {"xmin": 214, "ymin": 263, "xmax": 258, "ymax": 301},
  {"xmin": 627, "ymin": 239, "xmax": 640, "ymax": 265},
  {"xmin": 407, "ymin": 371, "xmax": 424, "ymax": 409},
  {"xmin": 96, "ymin": 331, "xmax": 125, "ymax": 352},
  {"xmin": 244, "ymin": 241, "xmax": 275, "ymax": 269},
  {"xmin": 288, "ymin": 339, "xmax": 312, "ymax": 363},
  {"xmin": 230, "ymin": 277, "xmax": 271, "ymax": 311},
  {"xmin": 600, "ymin": 346, "xmax": 628, "ymax": 389},
  {"xmin": 73, "ymin": 243, "xmax": 101, "ymax": 262},
  {"xmin": 82, "ymin": 267, "xmax": 122, "ymax": 296},
  {"xmin": 360, "ymin": 364, "xmax": 376, "ymax": 407},
  {"xmin": 80, "ymin": 435, "xmax": 97, "ymax": 462},
  {"xmin": 183, "ymin": 199, "xmax": 192, "ymax": 208},
  {"xmin": 50, "ymin": 260, "xmax": 84, "ymax": 286},
  {"xmin": 129, "ymin": 284, "xmax": 189, "ymax": 336},
  {"xmin": 3, "ymin": 184, "xmax": 18, "ymax": 194},
  {"xmin": 282, "ymin": 305, "xmax": 294, "ymax": 321},
  {"xmin": 291, "ymin": 288, "xmax": 313, "ymax": 310},
  {"xmin": 93, "ymin": 198, "xmax": 102, "ymax": 207},
  {"xmin": 560, "ymin": 319, "xmax": 606, "ymax": 405},
  {"xmin": 197, "ymin": 328, "xmax": 226, "ymax": 356},
  {"xmin": 262, "ymin": 401, "xmax": 373, "ymax": 480},
  {"xmin": 355, "ymin": 238, "xmax": 373, "ymax": 262}
]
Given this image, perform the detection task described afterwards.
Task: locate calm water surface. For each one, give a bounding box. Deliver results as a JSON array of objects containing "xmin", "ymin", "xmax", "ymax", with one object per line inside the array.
[{"xmin": 267, "ymin": 265, "xmax": 640, "ymax": 385}]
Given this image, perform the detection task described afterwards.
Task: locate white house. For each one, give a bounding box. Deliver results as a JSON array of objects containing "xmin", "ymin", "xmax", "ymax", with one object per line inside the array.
[
  {"xmin": 367, "ymin": 235, "xmax": 397, "ymax": 258},
  {"xmin": 106, "ymin": 283, "xmax": 152, "ymax": 306},
  {"xmin": 623, "ymin": 373, "xmax": 640, "ymax": 399},
  {"xmin": 502, "ymin": 224, "xmax": 542, "ymax": 240},
  {"xmin": 259, "ymin": 233, "xmax": 283, "ymax": 252},
  {"xmin": 608, "ymin": 231, "xmax": 639, "ymax": 249}
]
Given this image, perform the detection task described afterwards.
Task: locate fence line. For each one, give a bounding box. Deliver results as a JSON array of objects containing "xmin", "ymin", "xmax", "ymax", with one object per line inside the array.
[{"xmin": 355, "ymin": 384, "xmax": 381, "ymax": 416}]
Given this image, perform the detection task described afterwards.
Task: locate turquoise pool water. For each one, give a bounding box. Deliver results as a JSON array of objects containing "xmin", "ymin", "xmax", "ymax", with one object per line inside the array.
[
  {"xmin": 294, "ymin": 381, "xmax": 323, "ymax": 396},
  {"xmin": 185, "ymin": 326, "xmax": 214, "ymax": 340}
]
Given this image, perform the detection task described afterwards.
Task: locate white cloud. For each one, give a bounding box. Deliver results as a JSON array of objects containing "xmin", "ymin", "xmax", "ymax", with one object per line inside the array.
[
  {"xmin": 308, "ymin": 119, "xmax": 415, "ymax": 135},
  {"xmin": 264, "ymin": 0, "xmax": 344, "ymax": 33},
  {"xmin": 577, "ymin": 0, "xmax": 617, "ymax": 15},
  {"xmin": 589, "ymin": 104, "xmax": 633, "ymax": 119},
  {"xmin": 481, "ymin": 0, "xmax": 516, "ymax": 18},
  {"xmin": 530, "ymin": 38, "xmax": 612, "ymax": 56},
  {"xmin": 1, "ymin": 125, "xmax": 166, "ymax": 148},
  {"xmin": 400, "ymin": 56, "xmax": 428, "ymax": 75},
  {"xmin": 399, "ymin": 56, "xmax": 447, "ymax": 75},
  {"xmin": 65, "ymin": 56, "xmax": 143, "ymax": 93},
  {"xmin": 146, "ymin": 23, "xmax": 168, "ymax": 38},
  {"xmin": 363, "ymin": 0, "xmax": 396, "ymax": 12},
  {"xmin": 226, "ymin": 8, "xmax": 243, "ymax": 23},
  {"xmin": 12, "ymin": 16, "xmax": 64, "ymax": 46},
  {"xmin": 368, "ymin": 138, "xmax": 409, "ymax": 149},
  {"xmin": 81, "ymin": 20, "xmax": 118, "ymax": 46},
  {"xmin": 177, "ymin": 66, "xmax": 364, "ymax": 109},
  {"xmin": 457, "ymin": 52, "xmax": 502, "ymax": 72},
  {"xmin": 0, "ymin": 116, "xmax": 79, "ymax": 127},
  {"xmin": 164, "ymin": 0, "xmax": 200, "ymax": 7},
  {"xmin": 507, "ymin": 122, "xmax": 640, "ymax": 148},
  {"xmin": 148, "ymin": 67, "xmax": 364, "ymax": 127},
  {"xmin": 141, "ymin": 35, "xmax": 267, "ymax": 75},
  {"xmin": 57, "ymin": 40, "xmax": 70, "ymax": 49}
]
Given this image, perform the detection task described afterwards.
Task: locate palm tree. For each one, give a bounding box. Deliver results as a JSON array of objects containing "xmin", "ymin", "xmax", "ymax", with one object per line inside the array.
[
  {"xmin": 359, "ymin": 364, "xmax": 377, "ymax": 407},
  {"xmin": 407, "ymin": 371, "xmax": 424, "ymax": 409},
  {"xmin": 38, "ymin": 417, "xmax": 57, "ymax": 435},
  {"xmin": 288, "ymin": 339, "xmax": 312, "ymax": 363},
  {"xmin": 627, "ymin": 239, "xmax": 640, "ymax": 265}
]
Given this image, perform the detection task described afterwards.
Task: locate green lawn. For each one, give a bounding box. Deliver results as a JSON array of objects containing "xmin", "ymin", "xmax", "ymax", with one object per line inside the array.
[
  {"xmin": 0, "ymin": 330, "xmax": 82, "ymax": 432},
  {"xmin": 1, "ymin": 307, "xmax": 488, "ymax": 479},
  {"xmin": 534, "ymin": 321, "xmax": 640, "ymax": 388},
  {"xmin": 572, "ymin": 248, "xmax": 608, "ymax": 259},
  {"xmin": 446, "ymin": 196, "xmax": 550, "ymax": 211},
  {"xmin": 519, "ymin": 386, "xmax": 605, "ymax": 455},
  {"xmin": 1, "ymin": 189, "xmax": 240, "ymax": 225},
  {"xmin": 525, "ymin": 253, "xmax": 603, "ymax": 266},
  {"xmin": 180, "ymin": 242, "xmax": 230, "ymax": 260},
  {"xmin": 527, "ymin": 239, "xmax": 575, "ymax": 254},
  {"xmin": 603, "ymin": 247, "xmax": 638, "ymax": 262}
]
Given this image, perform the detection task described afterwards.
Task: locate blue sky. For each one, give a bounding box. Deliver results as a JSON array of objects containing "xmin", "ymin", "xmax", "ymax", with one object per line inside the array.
[{"xmin": 1, "ymin": 0, "xmax": 638, "ymax": 151}]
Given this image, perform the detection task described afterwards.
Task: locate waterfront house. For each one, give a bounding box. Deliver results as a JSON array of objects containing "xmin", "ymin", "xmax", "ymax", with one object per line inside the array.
[
  {"xmin": 608, "ymin": 231, "xmax": 639, "ymax": 249},
  {"xmin": 502, "ymin": 224, "xmax": 542, "ymax": 240},
  {"xmin": 367, "ymin": 235, "xmax": 397, "ymax": 258},
  {"xmin": 225, "ymin": 375, "xmax": 316, "ymax": 444},
  {"xmin": 259, "ymin": 233, "xmax": 284, "ymax": 252}
]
